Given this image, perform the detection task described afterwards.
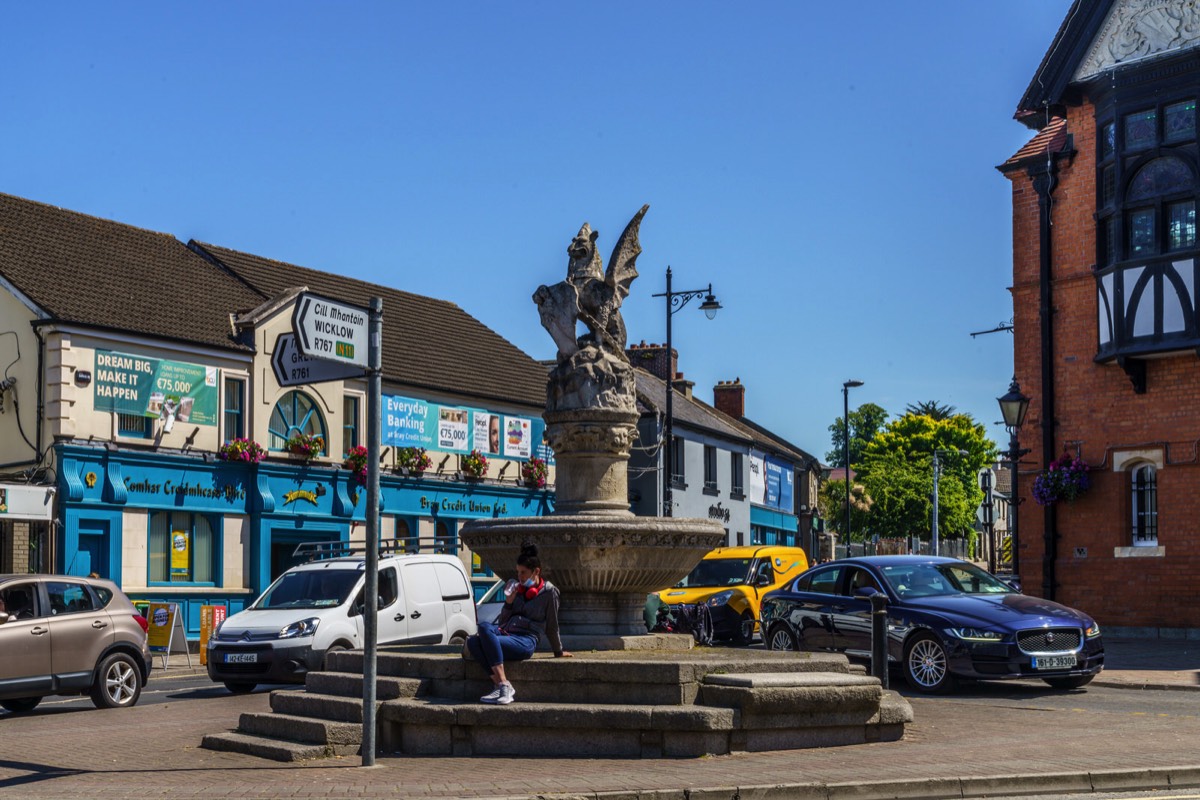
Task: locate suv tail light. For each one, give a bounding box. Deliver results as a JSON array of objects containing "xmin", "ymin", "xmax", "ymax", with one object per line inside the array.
[{"xmin": 133, "ymin": 614, "xmax": 149, "ymax": 633}]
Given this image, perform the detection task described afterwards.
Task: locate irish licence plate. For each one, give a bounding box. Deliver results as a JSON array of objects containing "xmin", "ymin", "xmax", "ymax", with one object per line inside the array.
[
  {"xmin": 1032, "ymin": 655, "xmax": 1076, "ymax": 669},
  {"xmin": 225, "ymin": 653, "xmax": 258, "ymax": 663}
]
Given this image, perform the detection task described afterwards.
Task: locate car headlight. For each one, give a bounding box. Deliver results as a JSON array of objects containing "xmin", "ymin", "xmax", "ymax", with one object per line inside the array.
[
  {"xmin": 947, "ymin": 627, "xmax": 1004, "ymax": 641},
  {"xmin": 278, "ymin": 617, "xmax": 320, "ymax": 639},
  {"xmin": 1085, "ymin": 623, "xmax": 1101, "ymax": 638},
  {"xmin": 706, "ymin": 591, "xmax": 734, "ymax": 607}
]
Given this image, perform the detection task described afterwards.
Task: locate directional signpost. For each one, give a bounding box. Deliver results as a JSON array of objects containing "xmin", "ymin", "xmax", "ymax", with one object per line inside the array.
[
  {"xmin": 290, "ymin": 291, "xmax": 382, "ymax": 767},
  {"xmin": 272, "ymin": 333, "xmax": 363, "ymax": 387}
]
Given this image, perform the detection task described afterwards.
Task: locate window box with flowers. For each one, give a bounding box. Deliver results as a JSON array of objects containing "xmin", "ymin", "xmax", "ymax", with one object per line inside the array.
[
  {"xmin": 217, "ymin": 438, "xmax": 267, "ymax": 464},
  {"xmin": 1032, "ymin": 453, "xmax": 1090, "ymax": 506},
  {"xmin": 397, "ymin": 446, "xmax": 432, "ymax": 476},
  {"xmin": 285, "ymin": 432, "xmax": 325, "ymax": 461},
  {"xmin": 344, "ymin": 445, "xmax": 369, "ymax": 486},
  {"xmin": 461, "ymin": 449, "xmax": 488, "ymax": 480},
  {"xmin": 520, "ymin": 457, "xmax": 548, "ymax": 489}
]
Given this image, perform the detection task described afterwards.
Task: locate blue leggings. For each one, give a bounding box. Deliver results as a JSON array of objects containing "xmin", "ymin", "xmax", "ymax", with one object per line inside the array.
[{"xmin": 467, "ymin": 621, "xmax": 538, "ymax": 670}]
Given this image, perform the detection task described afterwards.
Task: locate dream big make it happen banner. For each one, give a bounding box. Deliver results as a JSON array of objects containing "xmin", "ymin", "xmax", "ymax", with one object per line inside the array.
[{"xmin": 93, "ymin": 350, "xmax": 219, "ymax": 424}]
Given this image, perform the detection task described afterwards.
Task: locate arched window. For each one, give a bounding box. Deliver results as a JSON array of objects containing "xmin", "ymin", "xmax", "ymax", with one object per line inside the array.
[
  {"xmin": 1131, "ymin": 464, "xmax": 1158, "ymax": 546},
  {"xmin": 268, "ymin": 391, "xmax": 327, "ymax": 453}
]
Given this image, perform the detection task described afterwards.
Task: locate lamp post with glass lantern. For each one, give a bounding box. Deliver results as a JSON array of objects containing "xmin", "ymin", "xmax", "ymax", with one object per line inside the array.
[
  {"xmin": 997, "ymin": 377, "xmax": 1031, "ymax": 579},
  {"xmin": 842, "ymin": 380, "xmax": 864, "ymax": 549},
  {"xmin": 652, "ymin": 267, "xmax": 721, "ymax": 517}
]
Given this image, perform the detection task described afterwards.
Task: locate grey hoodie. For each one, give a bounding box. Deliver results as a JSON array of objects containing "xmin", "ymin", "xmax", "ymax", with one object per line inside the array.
[{"xmin": 496, "ymin": 581, "xmax": 564, "ymax": 656}]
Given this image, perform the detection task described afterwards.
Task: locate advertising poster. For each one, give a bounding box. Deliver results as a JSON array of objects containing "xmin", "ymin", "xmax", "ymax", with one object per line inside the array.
[
  {"xmin": 382, "ymin": 395, "xmax": 434, "ymax": 448},
  {"xmin": 473, "ymin": 413, "xmax": 501, "ymax": 454},
  {"xmin": 764, "ymin": 457, "xmax": 795, "ymax": 511},
  {"xmin": 749, "ymin": 453, "xmax": 766, "ymax": 503},
  {"xmin": 170, "ymin": 530, "xmax": 190, "ymax": 580},
  {"xmin": 437, "ymin": 408, "xmax": 470, "ymax": 451},
  {"xmin": 147, "ymin": 602, "xmax": 176, "ymax": 652},
  {"xmin": 503, "ymin": 417, "xmax": 531, "ymax": 459},
  {"xmin": 93, "ymin": 350, "xmax": 218, "ymax": 425},
  {"xmin": 199, "ymin": 605, "xmax": 227, "ymax": 666}
]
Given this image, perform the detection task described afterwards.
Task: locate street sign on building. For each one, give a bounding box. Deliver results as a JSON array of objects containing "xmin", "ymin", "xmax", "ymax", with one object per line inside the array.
[
  {"xmin": 271, "ymin": 333, "xmax": 363, "ymax": 387},
  {"xmin": 292, "ymin": 292, "xmax": 370, "ymax": 368}
]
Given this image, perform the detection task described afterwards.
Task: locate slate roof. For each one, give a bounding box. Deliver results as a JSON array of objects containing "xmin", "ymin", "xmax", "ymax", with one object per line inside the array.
[
  {"xmin": 191, "ymin": 242, "xmax": 548, "ymax": 408},
  {"xmin": 0, "ymin": 193, "xmax": 260, "ymax": 351},
  {"xmin": 634, "ymin": 369, "xmax": 751, "ymax": 444}
]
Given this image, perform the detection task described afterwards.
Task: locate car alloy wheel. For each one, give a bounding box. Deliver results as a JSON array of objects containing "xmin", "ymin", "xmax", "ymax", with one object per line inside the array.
[
  {"xmin": 91, "ymin": 652, "xmax": 143, "ymax": 709},
  {"xmin": 767, "ymin": 623, "xmax": 798, "ymax": 651},
  {"xmin": 904, "ymin": 633, "xmax": 954, "ymax": 693}
]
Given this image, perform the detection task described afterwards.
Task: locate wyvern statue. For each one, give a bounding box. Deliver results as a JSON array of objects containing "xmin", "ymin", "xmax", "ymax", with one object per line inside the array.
[{"xmin": 534, "ymin": 205, "xmax": 648, "ymax": 414}]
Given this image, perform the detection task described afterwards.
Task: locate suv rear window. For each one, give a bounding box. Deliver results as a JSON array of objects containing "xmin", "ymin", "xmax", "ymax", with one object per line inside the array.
[{"xmin": 94, "ymin": 586, "xmax": 114, "ymax": 607}]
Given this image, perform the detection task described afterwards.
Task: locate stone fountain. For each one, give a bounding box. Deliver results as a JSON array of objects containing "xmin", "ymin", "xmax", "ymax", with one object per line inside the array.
[{"xmin": 460, "ymin": 205, "xmax": 725, "ymax": 641}]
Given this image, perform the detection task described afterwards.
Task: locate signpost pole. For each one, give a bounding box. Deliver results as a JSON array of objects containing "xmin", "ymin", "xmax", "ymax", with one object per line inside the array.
[{"xmin": 362, "ymin": 297, "xmax": 382, "ymax": 766}]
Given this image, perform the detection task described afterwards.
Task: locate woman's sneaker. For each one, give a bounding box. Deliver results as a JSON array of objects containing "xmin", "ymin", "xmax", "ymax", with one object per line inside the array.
[{"xmin": 481, "ymin": 682, "xmax": 516, "ymax": 705}]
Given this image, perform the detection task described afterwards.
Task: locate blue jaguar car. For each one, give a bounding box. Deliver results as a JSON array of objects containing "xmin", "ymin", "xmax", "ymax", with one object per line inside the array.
[{"xmin": 760, "ymin": 556, "xmax": 1104, "ymax": 693}]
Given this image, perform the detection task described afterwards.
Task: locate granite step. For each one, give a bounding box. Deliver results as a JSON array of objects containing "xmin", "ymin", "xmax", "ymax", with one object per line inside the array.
[
  {"xmin": 201, "ymin": 730, "xmax": 358, "ymax": 762},
  {"xmin": 237, "ymin": 711, "xmax": 362, "ymax": 746},
  {"xmin": 270, "ymin": 690, "xmax": 368, "ymax": 723},
  {"xmin": 305, "ymin": 670, "xmax": 424, "ymax": 700}
]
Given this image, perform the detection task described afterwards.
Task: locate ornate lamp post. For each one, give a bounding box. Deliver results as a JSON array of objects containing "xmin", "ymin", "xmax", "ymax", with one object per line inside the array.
[
  {"xmin": 842, "ymin": 380, "xmax": 864, "ymax": 549},
  {"xmin": 652, "ymin": 267, "xmax": 721, "ymax": 517},
  {"xmin": 997, "ymin": 377, "xmax": 1031, "ymax": 579},
  {"xmin": 931, "ymin": 448, "xmax": 968, "ymax": 556}
]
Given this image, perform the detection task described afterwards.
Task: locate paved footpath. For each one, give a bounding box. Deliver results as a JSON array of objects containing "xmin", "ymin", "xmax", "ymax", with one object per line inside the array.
[{"xmin": 1, "ymin": 638, "xmax": 1197, "ymax": 800}]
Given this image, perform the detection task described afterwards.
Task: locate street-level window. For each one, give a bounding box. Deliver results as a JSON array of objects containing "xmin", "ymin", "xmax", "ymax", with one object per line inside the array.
[
  {"xmin": 223, "ymin": 376, "xmax": 246, "ymax": 441},
  {"xmin": 268, "ymin": 390, "xmax": 327, "ymax": 453},
  {"xmin": 395, "ymin": 518, "xmax": 419, "ymax": 553},
  {"xmin": 149, "ymin": 511, "xmax": 216, "ymax": 584},
  {"xmin": 117, "ymin": 413, "xmax": 151, "ymax": 438},
  {"xmin": 1131, "ymin": 464, "xmax": 1158, "ymax": 545},
  {"xmin": 703, "ymin": 445, "xmax": 718, "ymax": 492}
]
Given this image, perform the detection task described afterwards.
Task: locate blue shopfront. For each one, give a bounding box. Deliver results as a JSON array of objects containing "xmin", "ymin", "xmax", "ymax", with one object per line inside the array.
[
  {"xmin": 56, "ymin": 444, "xmax": 552, "ymax": 639},
  {"xmin": 750, "ymin": 505, "xmax": 799, "ymax": 548}
]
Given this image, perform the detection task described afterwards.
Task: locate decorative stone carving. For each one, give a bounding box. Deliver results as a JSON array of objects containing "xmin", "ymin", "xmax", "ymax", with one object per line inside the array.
[
  {"xmin": 1075, "ymin": 0, "xmax": 1200, "ymax": 81},
  {"xmin": 544, "ymin": 417, "xmax": 637, "ymax": 456}
]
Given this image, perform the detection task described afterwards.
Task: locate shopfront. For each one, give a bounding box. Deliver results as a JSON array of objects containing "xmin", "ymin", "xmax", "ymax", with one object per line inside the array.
[
  {"xmin": 0, "ymin": 482, "xmax": 55, "ymax": 574},
  {"xmin": 56, "ymin": 444, "xmax": 551, "ymax": 638}
]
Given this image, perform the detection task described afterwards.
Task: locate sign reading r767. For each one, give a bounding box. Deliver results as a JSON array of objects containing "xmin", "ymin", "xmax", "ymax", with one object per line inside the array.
[{"xmin": 292, "ymin": 292, "xmax": 370, "ymax": 368}]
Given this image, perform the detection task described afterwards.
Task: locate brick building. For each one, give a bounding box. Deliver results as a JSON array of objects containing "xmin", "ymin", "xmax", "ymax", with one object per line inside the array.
[{"xmin": 1001, "ymin": 1, "xmax": 1200, "ymax": 632}]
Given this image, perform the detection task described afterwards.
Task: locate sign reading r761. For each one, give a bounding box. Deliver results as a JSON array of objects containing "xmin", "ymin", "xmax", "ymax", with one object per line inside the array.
[{"xmin": 292, "ymin": 292, "xmax": 370, "ymax": 368}]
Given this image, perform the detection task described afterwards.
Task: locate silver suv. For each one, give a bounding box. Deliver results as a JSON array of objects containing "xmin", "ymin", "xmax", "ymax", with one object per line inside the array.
[{"xmin": 0, "ymin": 574, "xmax": 152, "ymax": 713}]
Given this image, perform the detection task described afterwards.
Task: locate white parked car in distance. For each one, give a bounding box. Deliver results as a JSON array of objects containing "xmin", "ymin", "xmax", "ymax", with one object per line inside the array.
[{"xmin": 206, "ymin": 545, "xmax": 476, "ymax": 693}]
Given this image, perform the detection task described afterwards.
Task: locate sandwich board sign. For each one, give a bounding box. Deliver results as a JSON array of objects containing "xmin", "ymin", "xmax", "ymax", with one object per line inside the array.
[
  {"xmin": 147, "ymin": 602, "xmax": 192, "ymax": 669},
  {"xmin": 292, "ymin": 292, "xmax": 369, "ymax": 368},
  {"xmin": 272, "ymin": 333, "xmax": 363, "ymax": 387}
]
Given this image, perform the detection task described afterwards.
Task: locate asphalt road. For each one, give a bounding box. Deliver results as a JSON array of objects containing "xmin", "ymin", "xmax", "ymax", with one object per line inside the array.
[
  {"xmin": 895, "ymin": 675, "xmax": 1200, "ymax": 717},
  {"xmin": 11, "ymin": 673, "xmax": 288, "ymax": 713}
]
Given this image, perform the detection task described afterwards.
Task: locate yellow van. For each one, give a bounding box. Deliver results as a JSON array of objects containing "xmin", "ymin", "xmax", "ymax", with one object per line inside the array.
[{"xmin": 652, "ymin": 545, "xmax": 809, "ymax": 645}]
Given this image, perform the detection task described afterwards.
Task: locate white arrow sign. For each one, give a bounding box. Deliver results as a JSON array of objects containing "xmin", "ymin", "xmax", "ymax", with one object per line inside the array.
[
  {"xmin": 292, "ymin": 292, "xmax": 370, "ymax": 368},
  {"xmin": 272, "ymin": 333, "xmax": 363, "ymax": 387}
]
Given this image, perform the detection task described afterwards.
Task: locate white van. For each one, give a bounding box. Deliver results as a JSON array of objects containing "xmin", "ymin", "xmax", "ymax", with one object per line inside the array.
[{"xmin": 206, "ymin": 547, "xmax": 477, "ymax": 693}]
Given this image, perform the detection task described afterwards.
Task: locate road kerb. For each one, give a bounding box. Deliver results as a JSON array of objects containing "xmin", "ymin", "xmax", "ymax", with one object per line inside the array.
[
  {"xmin": 960, "ymin": 771, "xmax": 1093, "ymax": 797},
  {"xmin": 1091, "ymin": 679, "xmax": 1200, "ymax": 692}
]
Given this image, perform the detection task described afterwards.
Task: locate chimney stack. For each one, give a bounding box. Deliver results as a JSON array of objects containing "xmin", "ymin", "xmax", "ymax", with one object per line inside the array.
[
  {"xmin": 713, "ymin": 378, "xmax": 745, "ymax": 418},
  {"xmin": 625, "ymin": 341, "xmax": 677, "ymax": 383},
  {"xmin": 673, "ymin": 371, "xmax": 694, "ymax": 399}
]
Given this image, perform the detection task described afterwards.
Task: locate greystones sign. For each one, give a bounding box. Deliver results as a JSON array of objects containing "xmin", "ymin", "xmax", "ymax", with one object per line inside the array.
[{"xmin": 272, "ymin": 333, "xmax": 363, "ymax": 387}]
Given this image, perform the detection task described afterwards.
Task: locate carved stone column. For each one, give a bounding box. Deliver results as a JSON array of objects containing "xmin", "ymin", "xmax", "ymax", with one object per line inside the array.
[{"xmin": 543, "ymin": 409, "xmax": 638, "ymax": 516}]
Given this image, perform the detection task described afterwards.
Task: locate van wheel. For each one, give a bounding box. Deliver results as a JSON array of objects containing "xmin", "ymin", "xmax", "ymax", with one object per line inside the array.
[
  {"xmin": 1, "ymin": 697, "xmax": 42, "ymax": 713},
  {"xmin": 448, "ymin": 632, "xmax": 468, "ymax": 647},
  {"xmin": 90, "ymin": 653, "xmax": 143, "ymax": 709},
  {"xmin": 321, "ymin": 645, "xmax": 348, "ymax": 671},
  {"xmin": 730, "ymin": 611, "xmax": 755, "ymax": 647},
  {"xmin": 224, "ymin": 682, "xmax": 257, "ymax": 694}
]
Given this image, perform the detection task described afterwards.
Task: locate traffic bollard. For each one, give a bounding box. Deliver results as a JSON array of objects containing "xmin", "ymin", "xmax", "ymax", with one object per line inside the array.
[{"xmin": 870, "ymin": 593, "xmax": 889, "ymax": 689}]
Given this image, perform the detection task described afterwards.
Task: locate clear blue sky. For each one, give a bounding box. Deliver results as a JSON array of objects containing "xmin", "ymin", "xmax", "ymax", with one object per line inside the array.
[{"xmin": 2, "ymin": 1, "xmax": 1072, "ymax": 461}]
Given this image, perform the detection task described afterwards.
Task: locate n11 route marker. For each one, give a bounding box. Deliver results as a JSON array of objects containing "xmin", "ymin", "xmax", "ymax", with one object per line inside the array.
[
  {"xmin": 292, "ymin": 292, "xmax": 370, "ymax": 368},
  {"xmin": 272, "ymin": 333, "xmax": 363, "ymax": 387}
]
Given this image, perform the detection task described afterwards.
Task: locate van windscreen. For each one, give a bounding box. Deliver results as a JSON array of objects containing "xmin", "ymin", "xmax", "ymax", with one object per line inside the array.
[
  {"xmin": 674, "ymin": 558, "xmax": 752, "ymax": 588},
  {"xmin": 253, "ymin": 569, "xmax": 360, "ymax": 609}
]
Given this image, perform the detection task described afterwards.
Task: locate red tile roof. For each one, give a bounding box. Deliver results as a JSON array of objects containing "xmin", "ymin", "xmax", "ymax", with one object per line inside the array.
[{"xmin": 998, "ymin": 117, "xmax": 1069, "ymax": 173}]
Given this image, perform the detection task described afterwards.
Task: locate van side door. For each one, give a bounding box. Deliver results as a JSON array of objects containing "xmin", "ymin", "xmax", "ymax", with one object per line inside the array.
[
  {"xmin": 401, "ymin": 562, "xmax": 447, "ymax": 644},
  {"xmin": 373, "ymin": 567, "xmax": 408, "ymax": 645}
]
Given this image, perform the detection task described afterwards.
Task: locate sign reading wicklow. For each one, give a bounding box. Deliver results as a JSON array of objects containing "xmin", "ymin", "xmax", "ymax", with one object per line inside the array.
[
  {"xmin": 292, "ymin": 292, "xmax": 370, "ymax": 368},
  {"xmin": 272, "ymin": 333, "xmax": 363, "ymax": 387}
]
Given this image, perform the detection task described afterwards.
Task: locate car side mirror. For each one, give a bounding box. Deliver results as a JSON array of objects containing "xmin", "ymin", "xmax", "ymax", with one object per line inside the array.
[
  {"xmin": 1002, "ymin": 578, "xmax": 1021, "ymax": 592},
  {"xmin": 854, "ymin": 586, "xmax": 880, "ymax": 598}
]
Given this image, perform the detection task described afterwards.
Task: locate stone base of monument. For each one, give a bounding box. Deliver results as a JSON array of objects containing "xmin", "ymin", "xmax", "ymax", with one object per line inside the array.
[{"xmin": 201, "ymin": 646, "xmax": 913, "ymax": 761}]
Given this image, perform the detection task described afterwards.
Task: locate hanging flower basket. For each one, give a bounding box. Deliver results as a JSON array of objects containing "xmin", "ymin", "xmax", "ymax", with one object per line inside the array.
[
  {"xmin": 344, "ymin": 445, "xmax": 369, "ymax": 486},
  {"xmin": 1032, "ymin": 453, "xmax": 1090, "ymax": 506},
  {"xmin": 397, "ymin": 446, "xmax": 432, "ymax": 476},
  {"xmin": 216, "ymin": 438, "xmax": 267, "ymax": 464},
  {"xmin": 285, "ymin": 433, "xmax": 325, "ymax": 460},
  {"xmin": 520, "ymin": 457, "xmax": 548, "ymax": 489},
  {"xmin": 461, "ymin": 449, "xmax": 488, "ymax": 480}
]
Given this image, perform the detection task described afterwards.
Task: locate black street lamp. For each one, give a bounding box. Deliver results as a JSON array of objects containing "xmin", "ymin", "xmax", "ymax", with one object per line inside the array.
[
  {"xmin": 842, "ymin": 379, "xmax": 864, "ymax": 548},
  {"xmin": 653, "ymin": 266, "xmax": 721, "ymax": 517},
  {"xmin": 997, "ymin": 376, "xmax": 1031, "ymax": 579}
]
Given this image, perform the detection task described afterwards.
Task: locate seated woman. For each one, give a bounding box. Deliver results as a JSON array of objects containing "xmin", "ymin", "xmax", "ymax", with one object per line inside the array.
[{"xmin": 465, "ymin": 541, "xmax": 571, "ymax": 704}]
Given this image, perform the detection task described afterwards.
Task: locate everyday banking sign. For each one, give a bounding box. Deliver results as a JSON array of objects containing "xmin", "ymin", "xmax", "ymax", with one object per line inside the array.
[
  {"xmin": 93, "ymin": 350, "xmax": 219, "ymax": 425},
  {"xmin": 382, "ymin": 394, "xmax": 551, "ymax": 462}
]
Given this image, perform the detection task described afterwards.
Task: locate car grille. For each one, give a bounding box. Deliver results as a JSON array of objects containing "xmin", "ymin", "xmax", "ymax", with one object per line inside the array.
[
  {"xmin": 1017, "ymin": 627, "xmax": 1081, "ymax": 654},
  {"xmin": 214, "ymin": 631, "xmax": 278, "ymax": 642}
]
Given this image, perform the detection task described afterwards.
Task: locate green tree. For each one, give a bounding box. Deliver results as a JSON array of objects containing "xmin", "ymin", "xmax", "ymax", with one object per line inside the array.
[
  {"xmin": 825, "ymin": 402, "xmax": 889, "ymax": 468},
  {"xmin": 856, "ymin": 412, "xmax": 996, "ymax": 542},
  {"xmin": 816, "ymin": 479, "xmax": 873, "ymax": 540},
  {"xmin": 904, "ymin": 400, "xmax": 957, "ymax": 420}
]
